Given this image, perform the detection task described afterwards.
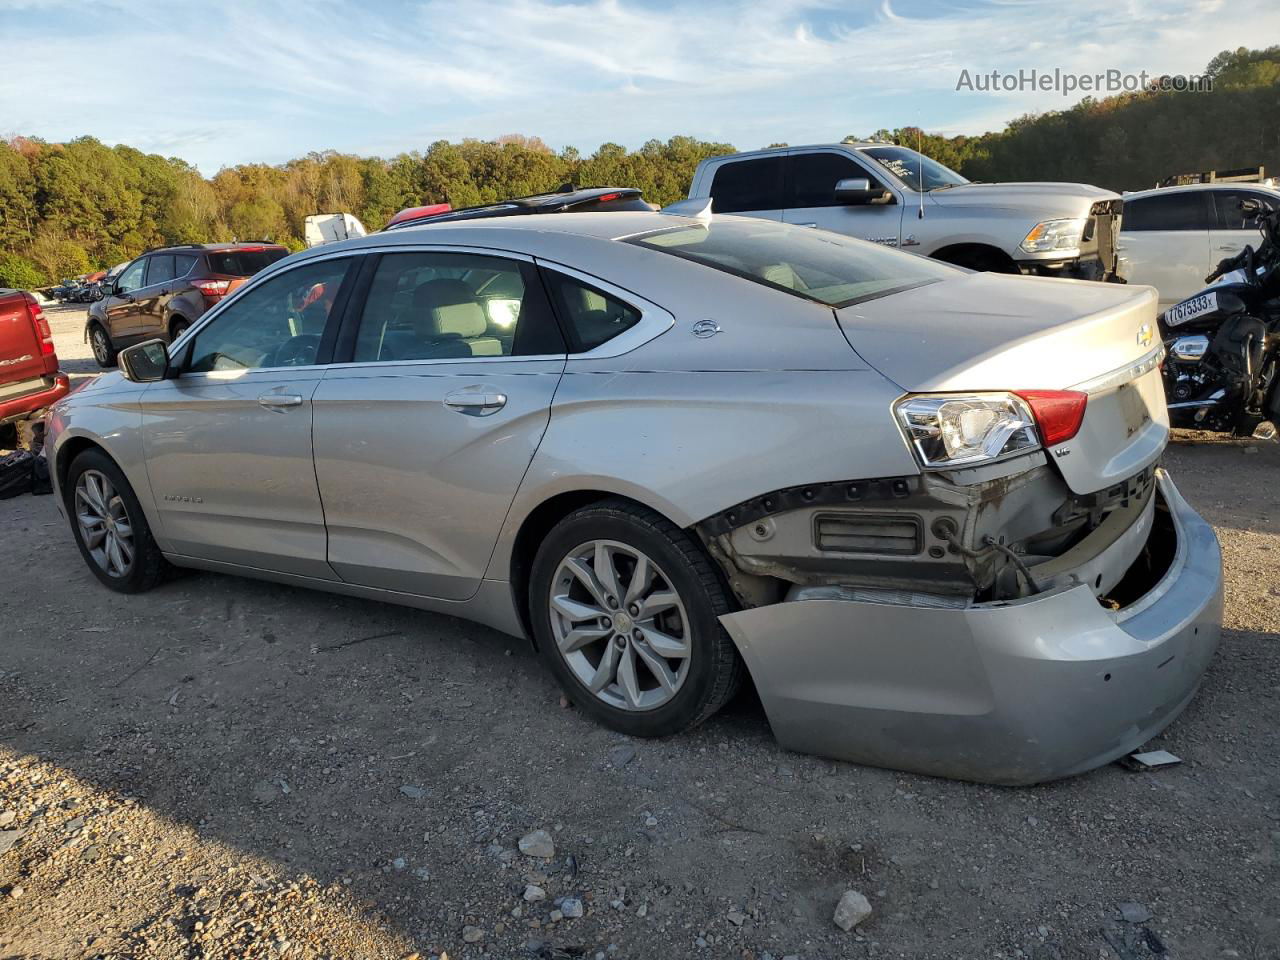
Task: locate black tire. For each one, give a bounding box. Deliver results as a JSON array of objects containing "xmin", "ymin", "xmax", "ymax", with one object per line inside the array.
[
  {"xmin": 529, "ymin": 498, "xmax": 742, "ymax": 737},
  {"xmin": 169, "ymin": 317, "xmax": 191, "ymax": 341},
  {"xmin": 64, "ymin": 448, "xmax": 170, "ymax": 593},
  {"xmin": 89, "ymin": 323, "xmax": 118, "ymax": 368}
]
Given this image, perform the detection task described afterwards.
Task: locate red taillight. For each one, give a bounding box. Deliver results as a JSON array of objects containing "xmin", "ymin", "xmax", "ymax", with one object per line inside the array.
[
  {"xmin": 1015, "ymin": 390, "xmax": 1088, "ymax": 446},
  {"xmin": 594, "ymin": 192, "xmax": 622, "ymax": 203},
  {"xmin": 23, "ymin": 294, "xmax": 56, "ymax": 358},
  {"xmin": 193, "ymin": 279, "xmax": 232, "ymax": 299}
]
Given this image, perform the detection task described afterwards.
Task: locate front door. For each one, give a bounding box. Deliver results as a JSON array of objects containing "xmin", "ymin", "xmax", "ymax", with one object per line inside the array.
[
  {"xmin": 133, "ymin": 254, "xmax": 176, "ymax": 341},
  {"xmin": 1118, "ymin": 191, "xmax": 1213, "ymax": 309},
  {"xmin": 783, "ymin": 149, "xmax": 905, "ymax": 248},
  {"xmin": 312, "ymin": 249, "xmax": 568, "ymax": 600},
  {"xmin": 105, "ymin": 257, "xmax": 148, "ymax": 342},
  {"xmin": 140, "ymin": 254, "xmax": 355, "ymax": 577}
]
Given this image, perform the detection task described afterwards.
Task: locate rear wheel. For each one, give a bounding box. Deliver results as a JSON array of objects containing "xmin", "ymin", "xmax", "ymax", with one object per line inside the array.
[
  {"xmin": 65, "ymin": 449, "xmax": 169, "ymax": 593},
  {"xmin": 89, "ymin": 324, "xmax": 117, "ymax": 368},
  {"xmin": 529, "ymin": 499, "xmax": 742, "ymax": 737},
  {"xmin": 169, "ymin": 317, "xmax": 191, "ymax": 341}
]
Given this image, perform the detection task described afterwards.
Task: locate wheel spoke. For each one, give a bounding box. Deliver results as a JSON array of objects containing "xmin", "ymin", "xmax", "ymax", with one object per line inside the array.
[
  {"xmin": 112, "ymin": 518, "xmax": 132, "ymax": 539},
  {"xmin": 632, "ymin": 639, "xmax": 679, "ymax": 694},
  {"xmin": 106, "ymin": 534, "xmax": 124, "ymax": 575},
  {"xmin": 588, "ymin": 640, "xmax": 622, "ymax": 693},
  {"xmin": 616, "ymin": 642, "xmax": 642, "ymax": 707},
  {"xmin": 115, "ymin": 535, "xmax": 134, "ymax": 564},
  {"xmin": 639, "ymin": 624, "xmax": 690, "ymax": 659},
  {"xmin": 563, "ymin": 557, "xmax": 609, "ymax": 608},
  {"xmin": 558, "ymin": 623, "xmax": 610, "ymax": 654},
  {"xmin": 594, "ymin": 542, "xmax": 623, "ymax": 602},
  {"xmin": 551, "ymin": 592, "xmax": 607, "ymax": 624},
  {"xmin": 637, "ymin": 590, "xmax": 678, "ymax": 620},
  {"xmin": 623, "ymin": 554, "xmax": 652, "ymax": 607},
  {"xmin": 84, "ymin": 527, "xmax": 107, "ymax": 549},
  {"xmin": 82, "ymin": 475, "xmax": 107, "ymax": 514}
]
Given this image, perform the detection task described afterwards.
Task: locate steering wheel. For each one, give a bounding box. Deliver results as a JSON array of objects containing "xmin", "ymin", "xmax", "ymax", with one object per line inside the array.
[{"xmin": 271, "ymin": 334, "xmax": 320, "ymax": 367}]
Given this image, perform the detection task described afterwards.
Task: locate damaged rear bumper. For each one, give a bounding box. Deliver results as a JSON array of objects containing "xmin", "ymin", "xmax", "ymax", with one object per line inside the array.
[{"xmin": 718, "ymin": 469, "xmax": 1221, "ymax": 786}]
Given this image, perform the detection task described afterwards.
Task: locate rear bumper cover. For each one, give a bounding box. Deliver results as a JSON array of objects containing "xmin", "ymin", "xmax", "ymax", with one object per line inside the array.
[
  {"xmin": 719, "ymin": 469, "xmax": 1222, "ymax": 785},
  {"xmin": 0, "ymin": 372, "xmax": 69, "ymax": 423}
]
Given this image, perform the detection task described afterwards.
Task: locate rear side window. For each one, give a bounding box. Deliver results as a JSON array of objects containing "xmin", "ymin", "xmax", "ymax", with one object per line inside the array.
[
  {"xmin": 145, "ymin": 255, "xmax": 175, "ymax": 285},
  {"xmin": 174, "ymin": 254, "xmax": 198, "ymax": 277},
  {"xmin": 206, "ymin": 248, "xmax": 290, "ymax": 277},
  {"xmin": 1122, "ymin": 193, "xmax": 1210, "ymax": 231},
  {"xmin": 351, "ymin": 252, "xmax": 564, "ymax": 362},
  {"xmin": 708, "ymin": 157, "xmax": 787, "ymax": 213},
  {"xmin": 790, "ymin": 152, "xmax": 878, "ymax": 208},
  {"xmin": 543, "ymin": 272, "xmax": 642, "ymax": 352},
  {"xmin": 1210, "ymin": 190, "xmax": 1278, "ymax": 230}
]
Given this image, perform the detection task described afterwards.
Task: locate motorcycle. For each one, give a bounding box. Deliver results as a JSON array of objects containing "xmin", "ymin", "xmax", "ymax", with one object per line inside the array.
[{"xmin": 1159, "ymin": 201, "xmax": 1280, "ymax": 438}]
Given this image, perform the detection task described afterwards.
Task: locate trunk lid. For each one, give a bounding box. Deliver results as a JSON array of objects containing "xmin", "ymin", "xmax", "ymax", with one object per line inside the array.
[
  {"xmin": 838, "ymin": 273, "xmax": 1166, "ymax": 494},
  {"xmin": 0, "ymin": 290, "xmax": 55, "ymax": 387}
]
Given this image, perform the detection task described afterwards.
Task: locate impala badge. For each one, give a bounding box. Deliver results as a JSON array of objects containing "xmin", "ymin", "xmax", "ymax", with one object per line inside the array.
[
  {"xmin": 1136, "ymin": 323, "xmax": 1153, "ymax": 348},
  {"xmin": 692, "ymin": 319, "xmax": 722, "ymax": 339}
]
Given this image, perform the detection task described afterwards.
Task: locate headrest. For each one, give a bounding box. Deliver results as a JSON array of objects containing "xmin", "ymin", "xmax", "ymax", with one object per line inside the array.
[{"xmin": 412, "ymin": 279, "xmax": 486, "ymax": 339}]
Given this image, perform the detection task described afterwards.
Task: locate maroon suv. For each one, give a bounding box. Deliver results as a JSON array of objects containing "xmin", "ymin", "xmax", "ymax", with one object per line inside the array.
[
  {"xmin": 0, "ymin": 288, "xmax": 68, "ymax": 426},
  {"xmin": 85, "ymin": 242, "xmax": 289, "ymax": 368}
]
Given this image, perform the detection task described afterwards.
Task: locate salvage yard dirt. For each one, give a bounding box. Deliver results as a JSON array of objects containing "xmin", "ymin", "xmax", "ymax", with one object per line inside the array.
[{"xmin": 1, "ymin": 305, "xmax": 1278, "ymax": 960}]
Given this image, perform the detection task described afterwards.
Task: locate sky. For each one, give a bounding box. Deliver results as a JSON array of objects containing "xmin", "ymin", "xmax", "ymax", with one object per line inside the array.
[{"xmin": 1, "ymin": 0, "xmax": 1275, "ymax": 173}]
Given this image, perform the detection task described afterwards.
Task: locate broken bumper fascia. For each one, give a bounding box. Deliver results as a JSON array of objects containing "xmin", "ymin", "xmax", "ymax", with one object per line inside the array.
[{"xmin": 718, "ymin": 469, "xmax": 1222, "ymax": 786}]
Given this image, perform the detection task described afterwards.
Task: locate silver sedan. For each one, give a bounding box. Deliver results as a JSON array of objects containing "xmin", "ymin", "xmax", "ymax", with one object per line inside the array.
[{"xmin": 45, "ymin": 211, "xmax": 1222, "ymax": 785}]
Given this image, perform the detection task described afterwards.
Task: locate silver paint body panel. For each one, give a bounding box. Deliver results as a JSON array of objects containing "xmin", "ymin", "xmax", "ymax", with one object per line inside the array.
[
  {"xmin": 45, "ymin": 212, "xmax": 1222, "ymax": 785},
  {"xmin": 719, "ymin": 470, "xmax": 1222, "ymax": 785}
]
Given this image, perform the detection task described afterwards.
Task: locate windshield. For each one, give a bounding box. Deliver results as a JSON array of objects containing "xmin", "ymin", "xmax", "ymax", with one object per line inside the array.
[
  {"xmin": 629, "ymin": 218, "xmax": 959, "ymax": 307},
  {"xmin": 860, "ymin": 146, "xmax": 969, "ymax": 193}
]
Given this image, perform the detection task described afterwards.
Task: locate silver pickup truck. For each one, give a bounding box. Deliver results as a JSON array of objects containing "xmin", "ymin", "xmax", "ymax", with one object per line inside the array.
[{"xmin": 687, "ymin": 142, "xmax": 1124, "ymax": 281}]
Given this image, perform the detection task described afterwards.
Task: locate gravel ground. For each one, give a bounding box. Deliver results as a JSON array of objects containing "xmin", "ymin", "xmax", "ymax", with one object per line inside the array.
[{"xmin": 1, "ymin": 305, "xmax": 1277, "ymax": 960}]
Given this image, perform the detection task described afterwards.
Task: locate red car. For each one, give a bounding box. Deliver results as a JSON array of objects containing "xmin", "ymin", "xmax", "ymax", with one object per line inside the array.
[{"xmin": 0, "ymin": 288, "xmax": 68, "ymax": 427}]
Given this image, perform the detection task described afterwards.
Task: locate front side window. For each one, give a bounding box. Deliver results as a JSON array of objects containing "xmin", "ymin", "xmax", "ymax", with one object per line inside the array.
[
  {"xmin": 859, "ymin": 146, "xmax": 968, "ymax": 192},
  {"xmin": 1210, "ymin": 190, "xmax": 1278, "ymax": 230},
  {"xmin": 186, "ymin": 258, "xmax": 350, "ymax": 373},
  {"xmin": 1122, "ymin": 192, "xmax": 1210, "ymax": 231},
  {"xmin": 708, "ymin": 157, "xmax": 787, "ymax": 213},
  {"xmin": 543, "ymin": 272, "xmax": 642, "ymax": 352},
  {"xmin": 145, "ymin": 255, "xmax": 175, "ymax": 286},
  {"xmin": 629, "ymin": 218, "xmax": 959, "ymax": 307},
  {"xmin": 790, "ymin": 152, "xmax": 883, "ymax": 208},
  {"xmin": 351, "ymin": 252, "xmax": 563, "ymax": 362},
  {"xmin": 116, "ymin": 259, "xmax": 146, "ymax": 294}
]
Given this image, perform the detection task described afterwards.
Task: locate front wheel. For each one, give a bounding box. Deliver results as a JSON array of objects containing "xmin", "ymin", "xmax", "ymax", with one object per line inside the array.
[
  {"xmin": 89, "ymin": 324, "xmax": 118, "ymax": 368},
  {"xmin": 65, "ymin": 449, "xmax": 170, "ymax": 593},
  {"xmin": 529, "ymin": 499, "xmax": 742, "ymax": 737}
]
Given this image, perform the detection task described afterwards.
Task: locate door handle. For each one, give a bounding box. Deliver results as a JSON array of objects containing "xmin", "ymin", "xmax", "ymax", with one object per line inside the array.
[
  {"xmin": 443, "ymin": 391, "xmax": 507, "ymax": 415},
  {"xmin": 797, "ymin": 222, "xmax": 817, "ymax": 228},
  {"xmin": 258, "ymin": 393, "xmax": 303, "ymax": 411}
]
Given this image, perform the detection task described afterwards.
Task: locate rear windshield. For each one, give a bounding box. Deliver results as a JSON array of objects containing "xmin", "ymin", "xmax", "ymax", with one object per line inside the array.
[
  {"xmin": 628, "ymin": 219, "xmax": 958, "ymax": 307},
  {"xmin": 205, "ymin": 248, "xmax": 289, "ymax": 277}
]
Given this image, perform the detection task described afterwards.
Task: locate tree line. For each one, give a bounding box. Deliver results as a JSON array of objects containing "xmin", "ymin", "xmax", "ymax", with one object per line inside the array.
[{"xmin": 1, "ymin": 45, "xmax": 1276, "ymax": 289}]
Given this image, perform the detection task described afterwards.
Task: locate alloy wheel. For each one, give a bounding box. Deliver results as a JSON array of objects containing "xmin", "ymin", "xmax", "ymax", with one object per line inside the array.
[
  {"xmin": 91, "ymin": 328, "xmax": 110, "ymax": 364},
  {"xmin": 549, "ymin": 539, "xmax": 692, "ymax": 711},
  {"xmin": 74, "ymin": 469, "xmax": 134, "ymax": 577}
]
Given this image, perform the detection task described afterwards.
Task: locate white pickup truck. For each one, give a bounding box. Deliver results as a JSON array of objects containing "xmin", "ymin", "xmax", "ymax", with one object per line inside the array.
[{"xmin": 687, "ymin": 142, "xmax": 1124, "ymax": 281}]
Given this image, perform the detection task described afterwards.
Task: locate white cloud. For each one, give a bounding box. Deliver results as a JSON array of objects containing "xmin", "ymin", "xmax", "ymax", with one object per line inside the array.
[{"xmin": 1, "ymin": 0, "xmax": 1275, "ymax": 169}]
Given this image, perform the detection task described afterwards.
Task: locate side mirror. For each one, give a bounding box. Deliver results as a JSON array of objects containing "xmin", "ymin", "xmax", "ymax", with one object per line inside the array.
[
  {"xmin": 1240, "ymin": 197, "xmax": 1263, "ymax": 219},
  {"xmin": 119, "ymin": 338, "xmax": 171, "ymax": 383},
  {"xmin": 834, "ymin": 178, "xmax": 894, "ymax": 205}
]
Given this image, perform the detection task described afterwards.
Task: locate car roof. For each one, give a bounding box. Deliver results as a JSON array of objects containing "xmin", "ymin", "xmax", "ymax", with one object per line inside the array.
[
  {"xmin": 703, "ymin": 142, "xmax": 889, "ymax": 163},
  {"xmin": 1123, "ymin": 183, "xmax": 1280, "ymax": 199},
  {"xmin": 339, "ymin": 210, "xmax": 679, "ymax": 248},
  {"xmin": 385, "ymin": 187, "xmax": 645, "ymax": 230},
  {"xmin": 144, "ymin": 242, "xmax": 288, "ymax": 254}
]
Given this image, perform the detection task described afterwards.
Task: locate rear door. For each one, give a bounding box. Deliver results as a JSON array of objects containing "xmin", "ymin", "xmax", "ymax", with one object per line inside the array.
[
  {"xmin": 705, "ymin": 156, "xmax": 788, "ymax": 221},
  {"xmin": 311, "ymin": 248, "xmax": 567, "ymax": 600},
  {"xmin": 1208, "ymin": 188, "xmax": 1279, "ymax": 264},
  {"xmin": 784, "ymin": 149, "xmax": 904, "ymax": 246},
  {"xmin": 1118, "ymin": 191, "xmax": 1212, "ymax": 309}
]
